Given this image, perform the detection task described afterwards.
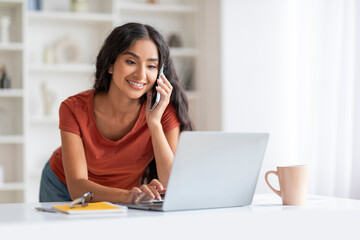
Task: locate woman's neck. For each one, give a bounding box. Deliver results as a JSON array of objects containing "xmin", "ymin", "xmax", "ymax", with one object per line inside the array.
[
  {"xmin": 93, "ymin": 89, "xmax": 143, "ymax": 141},
  {"xmin": 96, "ymin": 89, "xmax": 142, "ymax": 120}
]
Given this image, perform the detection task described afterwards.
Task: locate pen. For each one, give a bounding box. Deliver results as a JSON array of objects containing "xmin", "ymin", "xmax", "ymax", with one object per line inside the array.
[{"xmin": 35, "ymin": 207, "xmax": 58, "ymax": 213}]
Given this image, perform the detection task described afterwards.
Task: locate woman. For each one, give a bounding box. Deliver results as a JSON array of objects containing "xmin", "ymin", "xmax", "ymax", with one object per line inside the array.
[{"xmin": 39, "ymin": 22, "xmax": 194, "ymax": 203}]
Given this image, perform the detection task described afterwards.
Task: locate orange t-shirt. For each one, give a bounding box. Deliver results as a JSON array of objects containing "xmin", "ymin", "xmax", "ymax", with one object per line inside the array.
[{"xmin": 49, "ymin": 90, "xmax": 181, "ymax": 190}]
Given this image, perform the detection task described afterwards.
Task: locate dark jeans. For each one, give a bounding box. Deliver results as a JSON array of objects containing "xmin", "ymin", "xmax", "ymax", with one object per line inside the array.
[{"xmin": 39, "ymin": 161, "xmax": 72, "ymax": 202}]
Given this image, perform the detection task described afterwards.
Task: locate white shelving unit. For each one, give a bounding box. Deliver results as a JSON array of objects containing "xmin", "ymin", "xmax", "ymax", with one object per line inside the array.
[
  {"xmin": 0, "ymin": 0, "xmax": 206, "ymax": 203},
  {"xmin": 0, "ymin": 0, "xmax": 25, "ymax": 203},
  {"xmin": 24, "ymin": 0, "xmax": 114, "ymax": 203}
]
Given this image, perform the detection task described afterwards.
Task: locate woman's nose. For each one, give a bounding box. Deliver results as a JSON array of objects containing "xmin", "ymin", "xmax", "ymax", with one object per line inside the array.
[{"xmin": 134, "ymin": 66, "xmax": 146, "ymax": 80}]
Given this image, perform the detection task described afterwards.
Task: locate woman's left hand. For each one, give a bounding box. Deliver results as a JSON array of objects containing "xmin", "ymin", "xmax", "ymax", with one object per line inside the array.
[{"xmin": 145, "ymin": 74, "xmax": 173, "ymax": 128}]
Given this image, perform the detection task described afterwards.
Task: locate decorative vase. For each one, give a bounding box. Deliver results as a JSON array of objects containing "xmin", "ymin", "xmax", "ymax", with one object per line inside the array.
[
  {"xmin": 0, "ymin": 65, "xmax": 11, "ymax": 89},
  {"xmin": 41, "ymin": 83, "xmax": 56, "ymax": 116},
  {"xmin": 168, "ymin": 33, "xmax": 182, "ymax": 47}
]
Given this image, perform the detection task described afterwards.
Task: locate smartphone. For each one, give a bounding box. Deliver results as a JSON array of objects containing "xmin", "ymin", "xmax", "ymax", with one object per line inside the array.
[{"xmin": 149, "ymin": 65, "xmax": 164, "ymax": 112}]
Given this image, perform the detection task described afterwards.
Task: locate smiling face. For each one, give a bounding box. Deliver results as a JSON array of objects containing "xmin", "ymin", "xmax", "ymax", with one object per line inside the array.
[{"xmin": 108, "ymin": 38, "xmax": 159, "ymax": 101}]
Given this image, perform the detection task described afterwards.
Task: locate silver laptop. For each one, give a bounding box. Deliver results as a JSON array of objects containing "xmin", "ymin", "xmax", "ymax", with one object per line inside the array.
[{"xmin": 123, "ymin": 131, "xmax": 269, "ymax": 211}]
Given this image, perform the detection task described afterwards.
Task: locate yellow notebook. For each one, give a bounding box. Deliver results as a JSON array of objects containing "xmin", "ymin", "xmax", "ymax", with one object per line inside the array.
[{"xmin": 52, "ymin": 202, "xmax": 127, "ymax": 214}]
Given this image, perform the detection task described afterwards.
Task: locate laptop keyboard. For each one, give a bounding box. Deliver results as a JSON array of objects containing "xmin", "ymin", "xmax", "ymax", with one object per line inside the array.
[
  {"xmin": 138, "ymin": 199, "xmax": 164, "ymax": 209},
  {"xmin": 141, "ymin": 199, "xmax": 164, "ymax": 204}
]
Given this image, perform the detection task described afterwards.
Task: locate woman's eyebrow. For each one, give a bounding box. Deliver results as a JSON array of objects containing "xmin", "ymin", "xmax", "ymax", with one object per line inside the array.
[{"xmin": 124, "ymin": 51, "xmax": 159, "ymax": 62}]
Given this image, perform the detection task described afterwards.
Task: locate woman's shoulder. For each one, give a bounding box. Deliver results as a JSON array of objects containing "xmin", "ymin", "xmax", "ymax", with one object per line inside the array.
[
  {"xmin": 62, "ymin": 89, "xmax": 95, "ymax": 108},
  {"xmin": 164, "ymin": 102, "xmax": 177, "ymax": 115},
  {"xmin": 161, "ymin": 102, "xmax": 179, "ymax": 121}
]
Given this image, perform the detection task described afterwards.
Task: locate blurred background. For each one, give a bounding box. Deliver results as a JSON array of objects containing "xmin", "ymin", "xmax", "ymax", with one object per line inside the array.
[{"xmin": 0, "ymin": 0, "xmax": 359, "ymax": 203}]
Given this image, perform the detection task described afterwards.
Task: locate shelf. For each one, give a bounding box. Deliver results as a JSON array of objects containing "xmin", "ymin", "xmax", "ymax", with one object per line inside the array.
[
  {"xmin": 0, "ymin": 0, "xmax": 23, "ymax": 7},
  {"xmin": 170, "ymin": 48, "xmax": 198, "ymax": 57},
  {"xmin": 27, "ymin": 11, "xmax": 113, "ymax": 23},
  {"xmin": 0, "ymin": 182, "xmax": 24, "ymax": 191},
  {"xmin": 0, "ymin": 43, "xmax": 23, "ymax": 52},
  {"xmin": 0, "ymin": 0, "xmax": 23, "ymax": 4},
  {"xmin": 0, "ymin": 89, "xmax": 24, "ymax": 98},
  {"xmin": 28, "ymin": 63, "xmax": 95, "ymax": 73},
  {"xmin": 0, "ymin": 135, "xmax": 24, "ymax": 144},
  {"xmin": 30, "ymin": 116, "xmax": 58, "ymax": 125},
  {"xmin": 117, "ymin": 2, "xmax": 197, "ymax": 13}
]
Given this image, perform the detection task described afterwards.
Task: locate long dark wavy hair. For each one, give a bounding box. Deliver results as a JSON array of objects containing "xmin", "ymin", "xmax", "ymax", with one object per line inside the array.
[{"xmin": 93, "ymin": 22, "xmax": 194, "ymax": 183}]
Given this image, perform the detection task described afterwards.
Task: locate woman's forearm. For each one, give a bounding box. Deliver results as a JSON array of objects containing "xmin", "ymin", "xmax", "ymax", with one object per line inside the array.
[
  {"xmin": 67, "ymin": 178, "xmax": 131, "ymax": 203},
  {"xmin": 148, "ymin": 123, "xmax": 175, "ymax": 187}
]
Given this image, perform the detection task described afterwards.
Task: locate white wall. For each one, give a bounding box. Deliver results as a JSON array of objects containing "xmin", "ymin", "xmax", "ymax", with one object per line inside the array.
[
  {"xmin": 220, "ymin": 0, "xmax": 297, "ymax": 193},
  {"xmin": 197, "ymin": 0, "xmax": 222, "ymax": 131}
]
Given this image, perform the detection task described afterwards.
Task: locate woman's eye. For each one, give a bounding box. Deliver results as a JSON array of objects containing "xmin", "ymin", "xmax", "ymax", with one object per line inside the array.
[
  {"xmin": 148, "ymin": 65, "xmax": 156, "ymax": 69},
  {"xmin": 126, "ymin": 60, "xmax": 136, "ymax": 65}
]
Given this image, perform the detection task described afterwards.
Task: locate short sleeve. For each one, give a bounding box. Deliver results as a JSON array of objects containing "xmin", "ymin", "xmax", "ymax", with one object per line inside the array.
[
  {"xmin": 161, "ymin": 103, "xmax": 181, "ymax": 133},
  {"xmin": 59, "ymin": 101, "xmax": 81, "ymax": 136}
]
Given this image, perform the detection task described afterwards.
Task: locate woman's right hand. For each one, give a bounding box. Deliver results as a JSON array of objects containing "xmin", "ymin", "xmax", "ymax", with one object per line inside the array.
[{"xmin": 127, "ymin": 179, "xmax": 165, "ymax": 203}]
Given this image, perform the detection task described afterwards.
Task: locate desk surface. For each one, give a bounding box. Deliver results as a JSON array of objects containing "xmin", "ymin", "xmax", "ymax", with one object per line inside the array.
[{"xmin": 1, "ymin": 194, "xmax": 360, "ymax": 240}]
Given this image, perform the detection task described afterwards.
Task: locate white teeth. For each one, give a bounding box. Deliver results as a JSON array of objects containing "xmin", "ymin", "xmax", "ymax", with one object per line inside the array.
[{"xmin": 127, "ymin": 80, "xmax": 145, "ymax": 87}]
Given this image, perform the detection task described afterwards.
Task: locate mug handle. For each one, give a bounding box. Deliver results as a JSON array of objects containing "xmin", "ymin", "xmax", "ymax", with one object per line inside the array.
[{"xmin": 265, "ymin": 170, "xmax": 281, "ymax": 197}]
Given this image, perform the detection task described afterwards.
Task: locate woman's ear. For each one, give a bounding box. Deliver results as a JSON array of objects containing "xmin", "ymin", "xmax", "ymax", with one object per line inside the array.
[{"xmin": 108, "ymin": 65, "xmax": 113, "ymax": 74}]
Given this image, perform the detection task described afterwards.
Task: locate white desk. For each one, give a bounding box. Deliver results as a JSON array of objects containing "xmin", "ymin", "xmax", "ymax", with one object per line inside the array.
[{"xmin": 0, "ymin": 194, "xmax": 359, "ymax": 240}]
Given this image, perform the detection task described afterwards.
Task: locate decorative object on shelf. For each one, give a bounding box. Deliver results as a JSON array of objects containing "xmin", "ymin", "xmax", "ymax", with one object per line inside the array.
[
  {"xmin": 54, "ymin": 36, "xmax": 82, "ymax": 63},
  {"xmin": 71, "ymin": 0, "xmax": 89, "ymax": 13},
  {"xmin": 0, "ymin": 165, "xmax": 4, "ymax": 185},
  {"xmin": 43, "ymin": 44, "xmax": 55, "ymax": 64},
  {"xmin": 0, "ymin": 65, "xmax": 11, "ymax": 89},
  {"xmin": 0, "ymin": 16, "xmax": 10, "ymax": 44},
  {"xmin": 28, "ymin": 0, "xmax": 43, "ymax": 11},
  {"xmin": 147, "ymin": 0, "xmax": 157, "ymax": 4},
  {"xmin": 167, "ymin": 33, "xmax": 182, "ymax": 48},
  {"xmin": 41, "ymin": 82, "xmax": 56, "ymax": 116}
]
